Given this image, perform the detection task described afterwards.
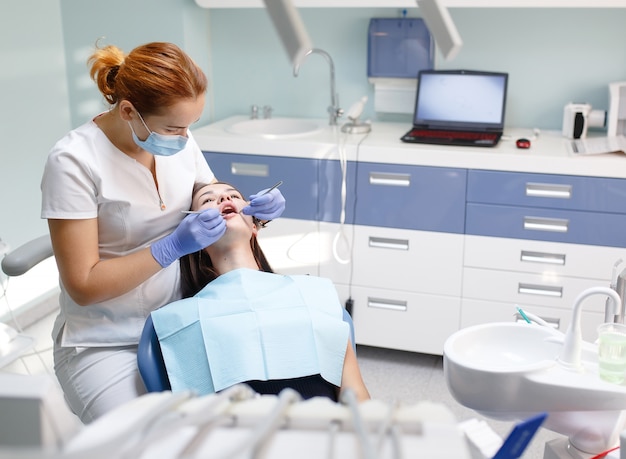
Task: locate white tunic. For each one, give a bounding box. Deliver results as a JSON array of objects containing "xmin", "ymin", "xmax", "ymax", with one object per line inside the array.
[{"xmin": 41, "ymin": 119, "xmax": 215, "ymax": 347}]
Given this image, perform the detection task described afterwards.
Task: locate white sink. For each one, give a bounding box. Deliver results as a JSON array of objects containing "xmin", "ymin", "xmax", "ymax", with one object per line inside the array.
[
  {"xmin": 226, "ymin": 118, "xmax": 323, "ymax": 139},
  {"xmin": 444, "ymin": 321, "xmax": 626, "ymax": 455}
]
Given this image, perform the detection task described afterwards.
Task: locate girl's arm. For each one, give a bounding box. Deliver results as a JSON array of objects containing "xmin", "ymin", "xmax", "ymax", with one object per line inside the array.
[{"xmin": 340, "ymin": 341, "xmax": 371, "ymax": 402}]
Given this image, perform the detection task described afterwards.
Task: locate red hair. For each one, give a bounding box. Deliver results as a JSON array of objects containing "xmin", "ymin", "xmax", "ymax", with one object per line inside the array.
[{"xmin": 88, "ymin": 41, "xmax": 207, "ymax": 115}]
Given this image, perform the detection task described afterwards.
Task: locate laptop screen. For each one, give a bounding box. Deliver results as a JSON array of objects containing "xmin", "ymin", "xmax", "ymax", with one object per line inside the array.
[{"xmin": 413, "ymin": 70, "xmax": 508, "ymax": 130}]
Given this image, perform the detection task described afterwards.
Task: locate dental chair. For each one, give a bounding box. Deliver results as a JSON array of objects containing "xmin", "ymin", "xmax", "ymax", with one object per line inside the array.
[{"xmin": 137, "ymin": 307, "xmax": 357, "ymax": 393}]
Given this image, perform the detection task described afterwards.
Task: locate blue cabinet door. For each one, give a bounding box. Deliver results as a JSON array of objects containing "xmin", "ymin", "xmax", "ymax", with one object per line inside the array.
[
  {"xmin": 354, "ymin": 162, "xmax": 467, "ymax": 233},
  {"xmin": 466, "ymin": 203, "xmax": 626, "ymax": 247},
  {"xmin": 468, "ymin": 170, "xmax": 626, "ymax": 213}
]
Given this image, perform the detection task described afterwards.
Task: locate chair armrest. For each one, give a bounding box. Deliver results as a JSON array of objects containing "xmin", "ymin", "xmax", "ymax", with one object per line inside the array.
[{"xmin": 1, "ymin": 235, "xmax": 53, "ymax": 277}]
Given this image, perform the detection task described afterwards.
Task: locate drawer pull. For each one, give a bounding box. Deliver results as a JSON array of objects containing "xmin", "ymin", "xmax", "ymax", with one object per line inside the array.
[
  {"xmin": 515, "ymin": 313, "xmax": 560, "ymax": 330},
  {"xmin": 525, "ymin": 182, "xmax": 572, "ymax": 199},
  {"xmin": 369, "ymin": 172, "xmax": 411, "ymax": 187},
  {"xmin": 523, "ymin": 216, "xmax": 569, "ymax": 233},
  {"xmin": 518, "ymin": 283, "xmax": 563, "ymax": 298},
  {"xmin": 520, "ymin": 250, "xmax": 566, "ymax": 265},
  {"xmin": 367, "ymin": 297, "xmax": 407, "ymax": 312},
  {"xmin": 230, "ymin": 162, "xmax": 269, "ymax": 177},
  {"xmin": 368, "ymin": 237, "xmax": 409, "ymax": 251}
]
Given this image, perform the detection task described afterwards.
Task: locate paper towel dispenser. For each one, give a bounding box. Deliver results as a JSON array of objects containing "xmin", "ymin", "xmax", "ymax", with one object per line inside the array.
[
  {"xmin": 367, "ymin": 18, "xmax": 434, "ymax": 79},
  {"xmin": 368, "ymin": 18, "xmax": 434, "ymax": 114}
]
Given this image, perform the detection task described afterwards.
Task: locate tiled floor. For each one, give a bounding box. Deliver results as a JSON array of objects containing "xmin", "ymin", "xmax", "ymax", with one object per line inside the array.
[{"xmin": 4, "ymin": 308, "xmax": 563, "ymax": 458}]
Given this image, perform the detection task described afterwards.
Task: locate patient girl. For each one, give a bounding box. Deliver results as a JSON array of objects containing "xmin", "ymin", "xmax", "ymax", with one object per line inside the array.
[{"xmin": 151, "ymin": 182, "xmax": 370, "ymax": 402}]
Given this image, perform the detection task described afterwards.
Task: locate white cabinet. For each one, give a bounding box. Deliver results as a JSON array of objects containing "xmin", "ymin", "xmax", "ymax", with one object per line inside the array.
[
  {"xmin": 317, "ymin": 159, "xmax": 467, "ymax": 355},
  {"xmin": 256, "ymin": 218, "xmax": 321, "ymax": 276},
  {"xmin": 348, "ymin": 285, "xmax": 460, "ymax": 355},
  {"xmin": 463, "ymin": 170, "xmax": 626, "ymax": 342},
  {"xmin": 319, "ymin": 223, "xmax": 464, "ymax": 354}
]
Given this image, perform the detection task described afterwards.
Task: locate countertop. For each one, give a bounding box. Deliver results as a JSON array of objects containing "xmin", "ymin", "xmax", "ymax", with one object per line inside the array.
[{"xmin": 192, "ymin": 116, "xmax": 626, "ymax": 179}]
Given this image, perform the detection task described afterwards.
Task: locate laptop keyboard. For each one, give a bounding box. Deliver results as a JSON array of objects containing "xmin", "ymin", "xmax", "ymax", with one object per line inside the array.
[{"xmin": 403, "ymin": 129, "xmax": 500, "ymax": 147}]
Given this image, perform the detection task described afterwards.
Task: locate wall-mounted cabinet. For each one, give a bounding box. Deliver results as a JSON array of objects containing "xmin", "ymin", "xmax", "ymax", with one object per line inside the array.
[{"xmin": 195, "ymin": 0, "xmax": 626, "ymax": 8}]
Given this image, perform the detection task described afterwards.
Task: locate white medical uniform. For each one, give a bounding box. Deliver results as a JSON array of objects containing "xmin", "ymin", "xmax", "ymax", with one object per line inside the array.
[{"xmin": 41, "ymin": 117, "xmax": 215, "ymax": 422}]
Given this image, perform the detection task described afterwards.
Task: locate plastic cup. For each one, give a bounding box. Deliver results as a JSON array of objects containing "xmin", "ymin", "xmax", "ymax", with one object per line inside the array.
[{"xmin": 598, "ymin": 322, "xmax": 626, "ymax": 384}]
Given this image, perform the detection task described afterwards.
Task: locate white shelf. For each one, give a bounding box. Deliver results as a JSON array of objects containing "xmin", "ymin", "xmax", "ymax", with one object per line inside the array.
[{"xmin": 195, "ymin": 0, "xmax": 626, "ymax": 8}]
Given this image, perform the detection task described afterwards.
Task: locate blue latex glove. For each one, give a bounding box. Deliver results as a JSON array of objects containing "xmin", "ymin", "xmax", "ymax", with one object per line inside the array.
[
  {"xmin": 241, "ymin": 187, "xmax": 286, "ymax": 221},
  {"xmin": 151, "ymin": 209, "xmax": 226, "ymax": 267}
]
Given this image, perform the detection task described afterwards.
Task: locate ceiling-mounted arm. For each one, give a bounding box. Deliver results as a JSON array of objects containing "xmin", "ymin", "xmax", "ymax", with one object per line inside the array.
[
  {"xmin": 416, "ymin": 0, "xmax": 463, "ymax": 60},
  {"xmin": 263, "ymin": 0, "xmax": 313, "ymax": 65}
]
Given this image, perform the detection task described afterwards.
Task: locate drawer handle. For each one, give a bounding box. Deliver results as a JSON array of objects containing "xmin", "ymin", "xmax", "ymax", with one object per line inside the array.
[
  {"xmin": 520, "ymin": 250, "xmax": 566, "ymax": 265},
  {"xmin": 230, "ymin": 162, "xmax": 269, "ymax": 177},
  {"xmin": 368, "ymin": 237, "xmax": 409, "ymax": 251},
  {"xmin": 367, "ymin": 297, "xmax": 407, "ymax": 312},
  {"xmin": 515, "ymin": 313, "xmax": 561, "ymax": 330},
  {"xmin": 523, "ymin": 216, "xmax": 569, "ymax": 233},
  {"xmin": 369, "ymin": 172, "xmax": 411, "ymax": 187},
  {"xmin": 518, "ymin": 283, "xmax": 563, "ymax": 298},
  {"xmin": 525, "ymin": 182, "xmax": 572, "ymax": 199}
]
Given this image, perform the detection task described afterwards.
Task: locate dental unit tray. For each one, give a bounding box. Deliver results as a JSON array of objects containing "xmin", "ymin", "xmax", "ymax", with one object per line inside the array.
[{"xmin": 59, "ymin": 388, "xmax": 474, "ymax": 458}]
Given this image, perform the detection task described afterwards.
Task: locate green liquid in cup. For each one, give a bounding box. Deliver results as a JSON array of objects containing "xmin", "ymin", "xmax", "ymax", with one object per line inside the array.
[{"xmin": 598, "ymin": 330, "xmax": 626, "ymax": 384}]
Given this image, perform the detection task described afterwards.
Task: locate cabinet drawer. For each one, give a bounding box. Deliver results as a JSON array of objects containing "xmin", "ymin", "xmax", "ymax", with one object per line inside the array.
[
  {"xmin": 462, "ymin": 267, "xmax": 608, "ymax": 313},
  {"xmin": 318, "ymin": 224, "xmax": 464, "ymax": 296},
  {"xmin": 460, "ymin": 299, "xmax": 602, "ymax": 344},
  {"xmin": 354, "ymin": 162, "xmax": 466, "ymax": 233},
  {"xmin": 256, "ymin": 218, "xmax": 320, "ymax": 276},
  {"xmin": 350, "ymin": 286, "xmax": 460, "ymax": 355},
  {"xmin": 464, "ymin": 235, "xmax": 626, "ymax": 280},
  {"xmin": 466, "ymin": 203, "xmax": 626, "ymax": 247},
  {"xmin": 468, "ymin": 170, "xmax": 626, "ymax": 213},
  {"xmin": 203, "ymin": 151, "xmax": 318, "ymax": 220}
]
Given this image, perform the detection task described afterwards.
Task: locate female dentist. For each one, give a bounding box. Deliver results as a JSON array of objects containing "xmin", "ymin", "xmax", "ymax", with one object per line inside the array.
[{"xmin": 40, "ymin": 41, "xmax": 285, "ymax": 423}]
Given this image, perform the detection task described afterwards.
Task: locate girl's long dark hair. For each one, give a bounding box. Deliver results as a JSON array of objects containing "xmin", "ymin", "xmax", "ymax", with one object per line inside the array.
[{"xmin": 179, "ymin": 182, "xmax": 274, "ymax": 298}]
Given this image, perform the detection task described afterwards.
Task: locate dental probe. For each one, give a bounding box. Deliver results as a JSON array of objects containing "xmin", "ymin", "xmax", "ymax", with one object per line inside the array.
[{"xmin": 181, "ymin": 181, "xmax": 283, "ymax": 214}]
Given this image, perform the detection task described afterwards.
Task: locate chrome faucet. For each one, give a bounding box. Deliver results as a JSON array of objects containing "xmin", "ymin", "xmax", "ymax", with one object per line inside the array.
[
  {"xmin": 609, "ymin": 263, "xmax": 626, "ymax": 323},
  {"xmin": 559, "ymin": 286, "xmax": 622, "ymax": 370},
  {"xmin": 293, "ymin": 48, "xmax": 343, "ymax": 126}
]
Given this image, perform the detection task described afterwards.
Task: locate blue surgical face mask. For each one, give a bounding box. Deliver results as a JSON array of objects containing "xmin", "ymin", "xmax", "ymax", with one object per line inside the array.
[{"xmin": 129, "ymin": 111, "xmax": 188, "ymax": 156}]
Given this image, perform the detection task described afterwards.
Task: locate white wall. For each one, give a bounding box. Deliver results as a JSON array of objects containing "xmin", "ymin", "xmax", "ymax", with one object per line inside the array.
[{"xmin": 0, "ymin": 0, "xmax": 70, "ymax": 250}]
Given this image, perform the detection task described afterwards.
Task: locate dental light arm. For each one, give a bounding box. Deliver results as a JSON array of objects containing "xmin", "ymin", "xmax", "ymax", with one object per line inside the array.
[
  {"xmin": 416, "ymin": 0, "xmax": 463, "ymax": 60},
  {"xmin": 262, "ymin": 0, "xmax": 313, "ymax": 66}
]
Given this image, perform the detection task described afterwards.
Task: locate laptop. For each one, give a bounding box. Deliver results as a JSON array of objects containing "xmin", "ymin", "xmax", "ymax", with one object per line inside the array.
[{"xmin": 401, "ymin": 69, "xmax": 509, "ymax": 147}]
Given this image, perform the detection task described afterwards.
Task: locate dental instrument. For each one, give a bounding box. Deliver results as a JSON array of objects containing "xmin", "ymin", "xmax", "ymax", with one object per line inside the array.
[
  {"xmin": 181, "ymin": 181, "xmax": 283, "ymax": 215},
  {"xmin": 515, "ymin": 305, "xmax": 531, "ymax": 324},
  {"xmin": 514, "ymin": 306, "xmax": 555, "ymax": 329}
]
